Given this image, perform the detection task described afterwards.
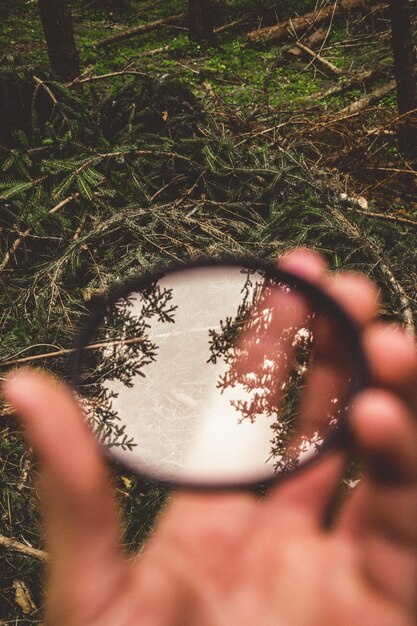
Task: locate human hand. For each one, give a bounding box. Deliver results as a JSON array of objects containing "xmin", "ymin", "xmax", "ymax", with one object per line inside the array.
[{"xmin": 3, "ymin": 249, "xmax": 417, "ymax": 626}]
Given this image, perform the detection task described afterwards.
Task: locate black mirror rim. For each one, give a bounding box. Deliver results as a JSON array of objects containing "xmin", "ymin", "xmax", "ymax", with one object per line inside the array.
[{"xmin": 69, "ymin": 254, "xmax": 370, "ymax": 491}]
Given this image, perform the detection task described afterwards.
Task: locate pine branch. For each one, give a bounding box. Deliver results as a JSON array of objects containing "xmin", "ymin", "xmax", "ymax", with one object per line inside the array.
[
  {"xmin": 2, "ymin": 336, "xmax": 148, "ymax": 367},
  {"xmin": 0, "ymin": 193, "xmax": 80, "ymax": 273},
  {"xmin": 33, "ymin": 75, "xmax": 58, "ymax": 105}
]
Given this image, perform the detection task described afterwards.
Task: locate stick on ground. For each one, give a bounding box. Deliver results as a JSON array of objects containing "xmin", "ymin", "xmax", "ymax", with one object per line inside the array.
[
  {"xmin": 96, "ymin": 12, "xmax": 186, "ymax": 48},
  {"xmin": 0, "ymin": 534, "xmax": 48, "ymax": 561}
]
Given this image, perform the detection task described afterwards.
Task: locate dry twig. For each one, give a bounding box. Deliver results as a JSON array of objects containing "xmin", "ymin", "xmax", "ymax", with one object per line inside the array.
[
  {"xmin": 68, "ymin": 69, "xmax": 147, "ymax": 87},
  {"xmin": 309, "ymin": 67, "xmax": 383, "ymax": 99},
  {"xmin": 339, "ymin": 80, "xmax": 396, "ymax": 115},
  {"xmin": 95, "ymin": 12, "xmax": 185, "ymax": 48},
  {"xmin": 347, "ymin": 207, "xmax": 417, "ymax": 228},
  {"xmin": 0, "ymin": 535, "xmax": 48, "ymax": 561},
  {"xmin": 295, "ymin": 41, "xmax": 342, "ymax": 76}
]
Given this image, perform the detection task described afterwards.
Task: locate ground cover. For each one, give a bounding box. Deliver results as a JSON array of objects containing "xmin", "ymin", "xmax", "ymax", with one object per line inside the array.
[{"xmin": 0, "ymin": 1, "xmax": 416, "ymax": 622}]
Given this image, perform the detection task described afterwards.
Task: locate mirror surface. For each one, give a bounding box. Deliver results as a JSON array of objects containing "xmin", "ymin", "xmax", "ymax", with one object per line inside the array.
[{"xmin": 76, "ymin": 265, "xmax": 354, "ymax": 485}]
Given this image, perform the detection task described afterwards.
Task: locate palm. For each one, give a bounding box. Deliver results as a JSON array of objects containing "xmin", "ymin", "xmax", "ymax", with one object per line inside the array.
[
  {"xmin": 49, "ymin": 478, "xmax": 415, "ymax": 626},
  {"xmin": 3, "ymin": 250, "xmax": 416, "ymax": 626}
]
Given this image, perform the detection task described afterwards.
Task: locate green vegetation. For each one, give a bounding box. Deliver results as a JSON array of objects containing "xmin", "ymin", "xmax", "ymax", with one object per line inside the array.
[{"xmin": 0, "ymin": 0, "xmax": 416, "ymax": 622}]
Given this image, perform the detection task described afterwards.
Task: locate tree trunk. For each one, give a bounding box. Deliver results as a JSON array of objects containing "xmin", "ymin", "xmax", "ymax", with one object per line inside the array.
[
  {"xmin": 188, "ymin": 0, "xmax": 214, "ymax": 45},
  {"xmin": 38, "ymin": 0, "xmax": 80, "ymax": 82},
  {"xmin": 388, "ymin": 0, "xmax": 416, "ymax": 157}
]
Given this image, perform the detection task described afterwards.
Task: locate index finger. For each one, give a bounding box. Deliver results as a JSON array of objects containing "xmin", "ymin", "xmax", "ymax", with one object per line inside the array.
[{"xmin": 2, "ymin": 369, "xmax": 127, "ymax": 619}]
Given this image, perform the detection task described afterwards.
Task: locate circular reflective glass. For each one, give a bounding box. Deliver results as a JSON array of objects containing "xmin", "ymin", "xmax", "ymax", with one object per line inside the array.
[{"xmin": 70, "ymin": 259, "xmax": 368, "ymax": 488}]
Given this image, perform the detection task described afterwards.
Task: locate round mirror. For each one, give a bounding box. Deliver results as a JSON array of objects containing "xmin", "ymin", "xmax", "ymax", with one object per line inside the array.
[{"xmin": 70, "ymin": 258, "xmax": 368, "ymax": 488}]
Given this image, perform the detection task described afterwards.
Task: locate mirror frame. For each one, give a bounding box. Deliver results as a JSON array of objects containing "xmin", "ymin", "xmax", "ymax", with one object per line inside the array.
[{"xmin": 69, "ymin": 255, "xmax": 370, "ymax": 491}]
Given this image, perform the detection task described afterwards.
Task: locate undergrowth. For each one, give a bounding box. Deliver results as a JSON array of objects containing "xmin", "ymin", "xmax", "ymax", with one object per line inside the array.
[{"xmin": 0, "ymin": 0, "xmax": 416, "ymax": 622}]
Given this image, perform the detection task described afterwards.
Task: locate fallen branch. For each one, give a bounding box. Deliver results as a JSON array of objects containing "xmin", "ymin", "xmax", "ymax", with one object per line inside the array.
[
  {"xmin": 68, "ymin": 69, "xmax": 147, "ymax": 87},
  {"xmin": 309, "ymin": 67, "xmax": 384, "ymax": 99},
  {"xmin": 95, "ymin": 12, "xmax": 186, "ymax": 48},
  {"xmin": 246, "ymin": 0, "xmax": 386, "ymax": 47},
  {"xmin": 136, "ymin": 45, "xmax": 171, "ymax": 57},
  {"xmin": 339, "ymin": 80, "xmax": 396, "ymax": 115},
  {"xmin": 295, "ymin": 41, "xmax": 342, "ymax": 76},
  {"xmin": 73, "ymin": 212, "xmax": 87, "ymax": 241},
  {"xmin": 285, "ymin": 28, "xmax": 327, "ymax": 59},
  {"xmin": 0, "ymin": 228, "xmax": 32, "ymax": 273},
  {"xmin": 363, "ymin": 166, "xmax": 417, "ymax": 176},
  {"xmin": 0, "ymin": 534, "xmax": 48, "ymax": 561}
]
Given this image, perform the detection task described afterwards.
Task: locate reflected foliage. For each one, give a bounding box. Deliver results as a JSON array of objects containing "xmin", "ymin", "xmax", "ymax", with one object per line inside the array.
[{"xmin": 78, "ymin": 281, "xmax": 177, "ymax": 450}]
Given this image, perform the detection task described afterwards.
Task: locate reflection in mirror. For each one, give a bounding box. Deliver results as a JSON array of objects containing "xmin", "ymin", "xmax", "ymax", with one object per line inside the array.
[{"xmin": 76, "ymin": 265, "xmax": 353, "ymax": 485}]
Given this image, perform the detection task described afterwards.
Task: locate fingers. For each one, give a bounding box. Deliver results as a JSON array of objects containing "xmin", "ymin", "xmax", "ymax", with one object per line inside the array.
[
  {"xmin": 282, "ymin": 255, "xmax": 379, "ymax": 436},
  {"xmin": 339, "ymin": 388, "xmax": 417, "ymax": 608},
  {"xmin": 296, "ymin": 272, "xmax": 380, "ymax": 436},
  {"xmin": 159, "ymin": 492, "xmax": 256, "ymax": 549},
  {"xmin": 364, "ymin": 323, "xmax": 417, "ymax": 413},
  {"xmin": 340, "ymin": 325, "xmax": 417, "ymax": 530},
  {"xmin": 337, "ymin": 325, "xmax": 417, "ymax": 609},
  {"xmin": 2, "ymin": 369, "xmax": 127, "ymax": 620},
  {"xmin": 353, "ymin": 390, "xmax": 417, "ymax": 488},
  {"xmin": 268, "ymin": 251, "xmax": 379, "ymax": 523},
  {"xmin": 279, "ymin": 248, "xmax": 327, "ymax": 283},
  {"xmin": 264, "ymin": 451, "xmax": 346, "ymax": 528}
]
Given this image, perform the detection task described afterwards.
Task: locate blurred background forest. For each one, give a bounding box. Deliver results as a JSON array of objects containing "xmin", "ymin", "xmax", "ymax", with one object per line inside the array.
[{"xmin": 0, "ymin": 0, "xmax": 416, "ymax": 622}]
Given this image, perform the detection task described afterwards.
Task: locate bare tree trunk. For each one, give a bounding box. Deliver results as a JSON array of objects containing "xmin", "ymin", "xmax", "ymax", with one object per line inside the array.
[
  {"xmin": 188, "ymin": 0, "xmax": 214, "ymax": 45},
  {"xmin": 38, "ymin": 0, "xmax": 80, "ymax": 82},
  {"xmin": 388, "ymin": 0, "xmax": 416, "ymax": 157}
]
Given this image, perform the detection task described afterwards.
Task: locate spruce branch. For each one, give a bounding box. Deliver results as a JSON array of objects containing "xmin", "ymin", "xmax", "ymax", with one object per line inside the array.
[
  {"xmin": 0, "ymin": 193, "xmax": 80, "ymax": 273},
  {"xmin": 67, "ymin": 69, "xmax": 148, "ymax": 87},
  {"xmin": 33, "ymin": 75, "xmax": 58, "ymax": 106},
  {"xmin": 2, "ymin": 336, "xmax": 148, "ymax": 367}
]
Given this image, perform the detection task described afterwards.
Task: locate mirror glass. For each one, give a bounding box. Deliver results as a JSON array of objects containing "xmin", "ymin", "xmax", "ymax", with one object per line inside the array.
[{"xmin": 76, "ymin": 265, "xmax": 355, "ymax": 485}]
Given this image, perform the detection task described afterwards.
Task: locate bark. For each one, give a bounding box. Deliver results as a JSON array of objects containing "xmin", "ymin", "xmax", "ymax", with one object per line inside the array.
[
  {"xmin": 388, "ymin": 0, "xmax": 417, "ymax": 157},
  {"xmin": 188, "ymin": 0, "xmax": 214, "ymax": 45},
  {"xmin": 247, "ymin": 0, "xmax": 384, "ymax": 46},
  {"xmin": 38, "ymin": 0, "xmax": 80, "ymax": 82}
]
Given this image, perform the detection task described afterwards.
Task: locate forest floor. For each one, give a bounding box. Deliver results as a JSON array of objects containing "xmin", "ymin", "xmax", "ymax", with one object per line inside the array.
[
  {"xmin": 0, "ymin": 1, "xmax": 416, "ymax": 623},
  {"xmin": 2, "ymin": 0, "xmax": 416, "ymax": 209}
]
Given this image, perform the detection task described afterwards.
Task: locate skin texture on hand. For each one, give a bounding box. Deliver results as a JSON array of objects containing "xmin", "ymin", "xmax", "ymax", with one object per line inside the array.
[{"xmin": 2, "ymin": 249, "xmax": 417, "ymax": 626}]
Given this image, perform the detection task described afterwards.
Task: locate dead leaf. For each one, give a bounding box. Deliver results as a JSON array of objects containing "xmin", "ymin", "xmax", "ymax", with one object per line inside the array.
[
  {"xmin": 13, "ymin": 579, "xmax": 37, "ymax": 614},
  {"xmin": 202, "ymin": 80, "xmax": 215, "ymax": 97},
  {"xmin": 162, "ymin": 110, "xmax": 169, "ymax": 122},
  {"xmin": 121, "ymin": 476, "xmax": 133, "ymax": 489}
]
